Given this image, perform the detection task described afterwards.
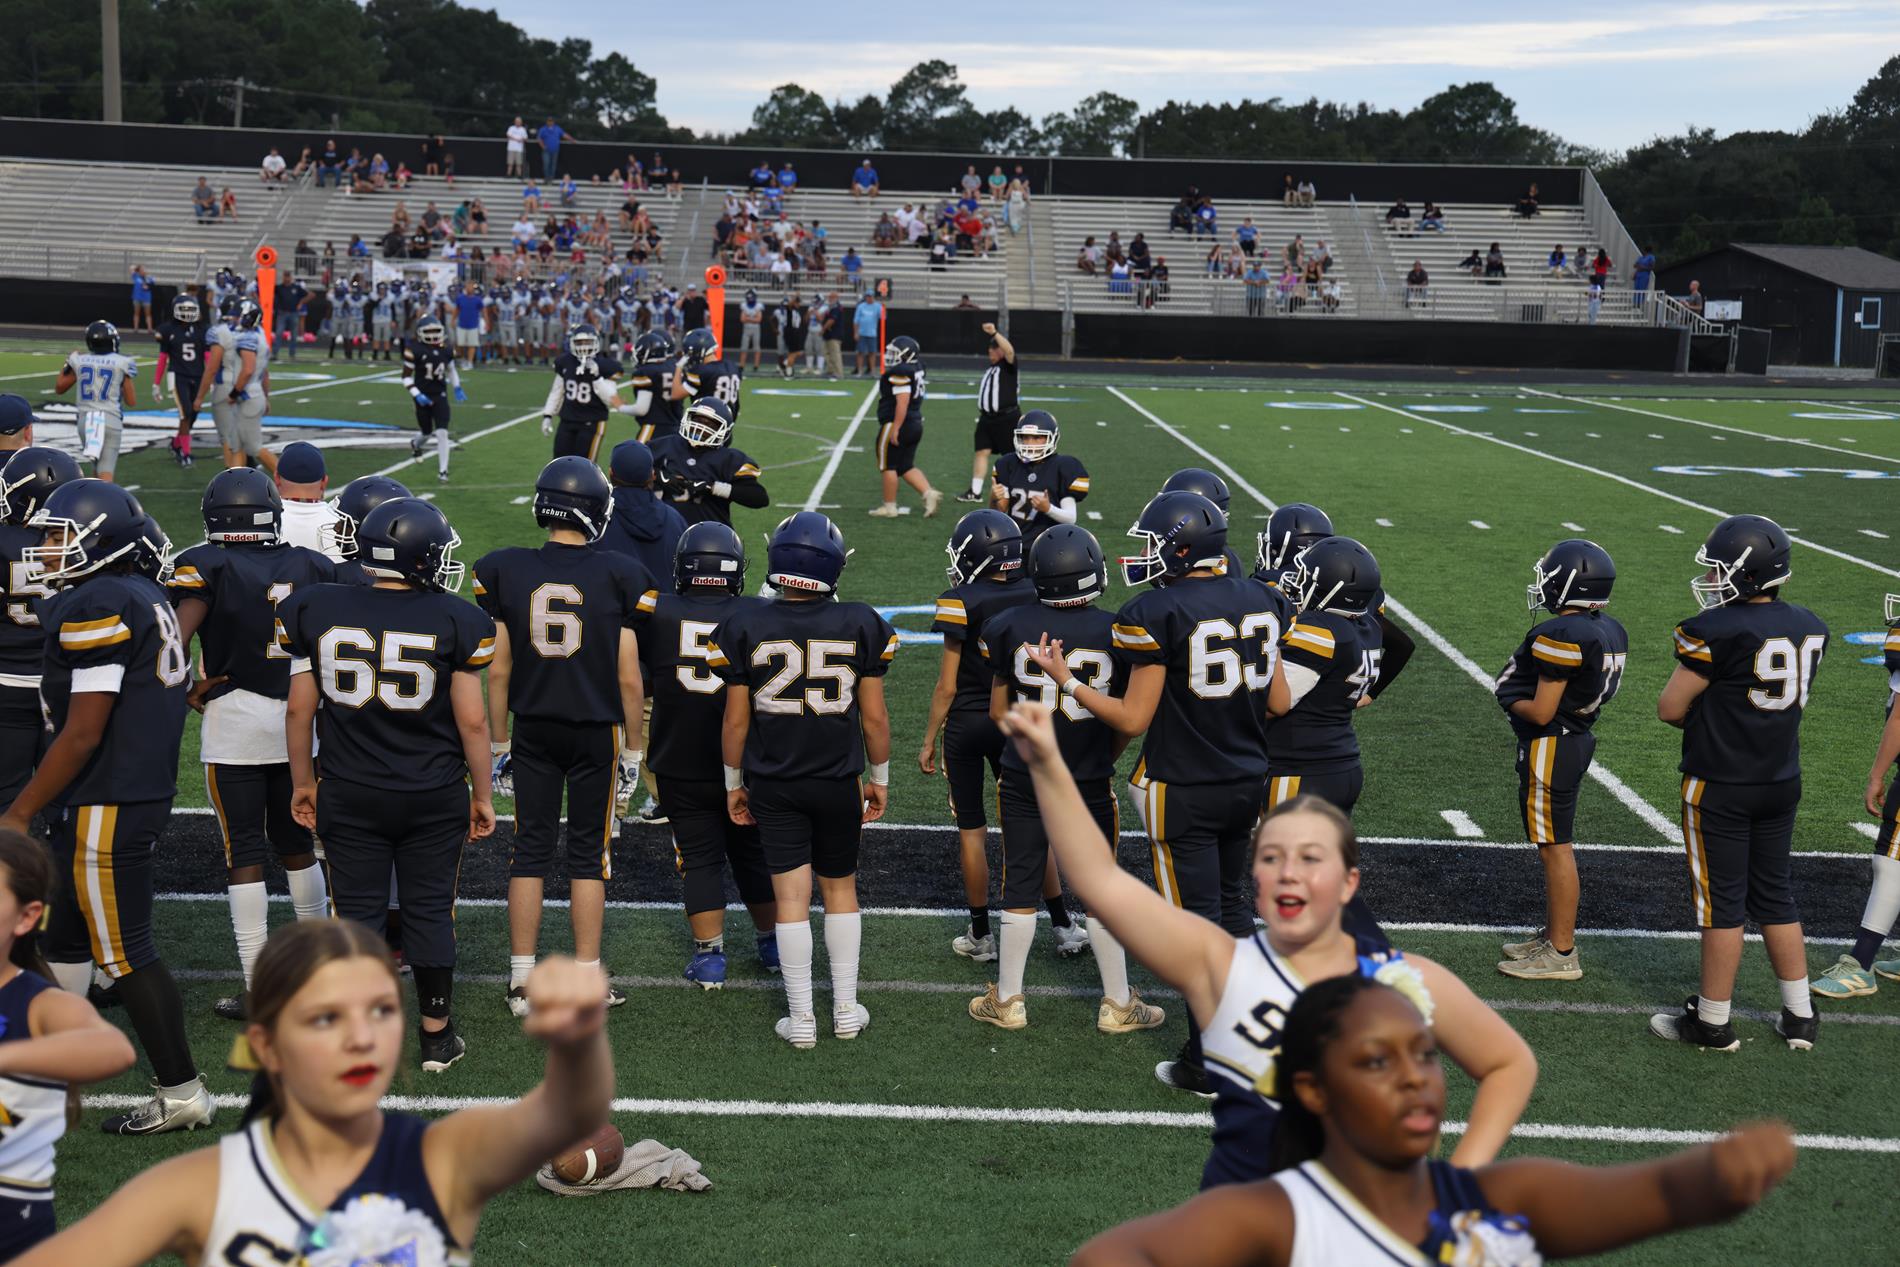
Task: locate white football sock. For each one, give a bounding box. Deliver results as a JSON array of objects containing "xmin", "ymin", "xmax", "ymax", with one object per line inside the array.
[
  {"xmin": 48, "ymin": 961, "xmax": 91, "ymax": 996},
  {"xmin": 778, "ymin": 920, "xmax": 814, "ymax": 1017},
  {"xmin": 509, "ymin": 955, "xmax": 535, "ymax": 988},
  {"xmin": 1696, "ymin": 995, "xmax": 1731, "ymax": 1026},
  {"xmin": 1088, "ymin": 916, "xmax": 1131, "ymax": 1006},
  {"xmin": 436, "ymin": 429, "xmax": 450, "ymax": 475},
  {"xmin": 970, "ymin": 475, "xmax": 984, "ymax": 495},
  {"xmin": 824, "ymin": 912, "xmax": 862, "ymax": 1012},
  {"xmin": 1778, "ymin": 977, "xmax": 1813, "ymax": 1020},
  {"xmin": 997, "ymin": 911, "xmax": 1035, "ymax": 1000},
  {"xmin": 228, "ymin": 881, "xmax": 269, "ymax": 990},
  {"xmin": 286, "ymin": 863, "xmax": 329, "ymax": 922},
  {"xmin": 1863, "ymin": 853, "xmax": 1900, "ymax": 934}
]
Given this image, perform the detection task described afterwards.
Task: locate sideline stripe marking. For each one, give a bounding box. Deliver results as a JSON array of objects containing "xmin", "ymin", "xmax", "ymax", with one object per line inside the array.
[
  {"xmin": 1114, "ymin": 386, "xmax": 1681, "ymax": 844},
  {"xmin": 72, "ymin": 1092, "xmax": 1900, "ymax": 1151},
  {"xmin": 1529, "ymin": 387, "xmax": 1900, "ymax": 465},
  {"xmin": 1439, "ymin": 810, "xmax": 1485, "ymax": 838},
  {"xmin": 1799, "ymin": 399, "xmax": 1895, "ymax": 418},
  {"xmin": 1337, "ymin": 392, "xmax": 1900, "ymax": 584},
  {"xmin": 802, "ymin": 386, "xmax": 880, "ymax": 511}
]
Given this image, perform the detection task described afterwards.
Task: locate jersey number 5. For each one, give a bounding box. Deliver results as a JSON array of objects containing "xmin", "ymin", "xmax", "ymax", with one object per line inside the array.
[{"xmin": 319, "ymin": 629, "xmax": 438, "ymax": 710}]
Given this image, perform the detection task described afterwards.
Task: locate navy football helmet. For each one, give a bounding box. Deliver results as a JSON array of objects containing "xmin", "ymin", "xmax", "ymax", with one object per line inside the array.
[
  {"xmin": 945, "ymin": 509, "xmax": 1023, "ymax": 585},
  {"xmin": 236, "ymin": 299, "xmax": 264, "ymax": 331},
  {"xmin": 84, "ymin": 320, "xmax": 119, "ymax": 354},
  {"xmin": 681, "ymin": 397, "xmax": 735, "ymax": 449},
  {"xmin": 532, "ymin": 456, "xmax": 612, "ymax": 541},
  {"xmin": 1693, "ymin": 514, "xmax": 1792, "ymax": 610},
  {"xmin": 766, "ymin": 511, "xmax": 848, "ymax": 595},
  {"xmin": 0, "ymin": 446, "xmax": 82, "ymax": 525},
  {"xmin": 329, "ymin": 475, "xmax": 412, "ymax": 561},
  {"xmin": 1289, "ymin": 536, "xmax": 1381, "ymax": 616},
  {"xmin": 202, "ymin": 467, "xmax": 283, "ymax": 544},
  {"xmin": 23, "ymin": 478, "xmax": 146, "ymax": 585},
  {"xmin": 568, "ymin": 323, "xmax": 601, "ymax": 359},
  {"xmin": 171, "ymin": 295, "xmax": 201, "ymax": 325},
  {"xmin": 1030, "ymin": 525, "xmax": 1107, "ymax": 608},
  {"xmin": 675, "ymin": 521, "xmax": 746, "ymax": 592},
  {"xmin": 1120, "ymin": 491, "xmax": 1227, "ymax": 588},
  {"xmin": 634, "ymin": 330, "xmax": 675, "ymax": 367},
  {"xmin": 883, "ymin": 334, "xmax": 920, "ymax": 366},
  {"xmin": 131, "ymin": 513, "xmax": 174, "ymax": 584},
  {"xmin": 1258, "ymin": 502, "xmax": 1333, "ymax": 574},
  {"xmin": 1161, "ymin": 467, "xmax": 1230, "ymax": 515},
  {"xmin": 355, "ymin": 498, "xmax": 463, "ymax": 592},
  {"xmin": 1012, "ymin": 410, "xmax": 1059, "ymax": 463},
  {"xmin": 680, "ymin": 327, "xmax": 719, "ymax": 366},
  {"xmin": 1529, "ymin": 539, "xmax": 1615, "ymax": 613},
  {"xmin": 415, "ymin": 316, "xmax": 447, "ymax": 347}
]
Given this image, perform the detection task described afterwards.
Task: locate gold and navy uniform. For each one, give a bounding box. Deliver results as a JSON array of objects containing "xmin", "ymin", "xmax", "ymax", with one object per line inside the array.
[
  {"xmin": 276, "ymin": 584, "xmax": 494, "ymax": 983},
  {"xmin": 0, "ymin": 521, "xmax": 53, "ymax": 806},
  {"xmin": 648, "ymin": 433, "xmax": 765, "ymax": 528},
  {"xmin": 1264, "ymin": 608, "xmax": 1382, "ymax": 815},
  {"xmin": 401, "ymin": 339, "xmax": 457, "ymax": 432},
  {"xmin": 633, "ymin": 588, "xmax": 774, "ymax": 914},
  {"xmin": 551, "ymin": 351, "xmax": 624, "ymax": 461},
  {"xmin": 0, "ymin": 970, "xmax": 64, "ymax": 1256},
  {"xmin": 931, "ymin": 574, "xmax": 1037, "ymax": 831},
  {"xmin": 1494, "ymin": 609, "xmax": 1629, "ymax": 846},
  {"xmin": 1281, "ymin": 1156, "xmax": 1538, "ymax": 1266},
  {"xmin": 684, "ymin": 357, "xmax": 743, "ymax": 419},
  {"xmin": 990, "ymin": 452, "xmax": 1090, "ymax": 546},
  {"xmin": 629, "ymin": 366, "xmax": 683, "ymax": 443},
  {"xmin": 39, "ymin": 574, "xmax": 190, "ymax": 979},
  {"xmin": 710, "ymin": 598, "xmax": 897, "ymax": 876},
  {"xmin": 983, "ymin": 600, "xmax": 1128, "ymax": 907},
  {"xmin": 1116, "ymin": 573, "xmax": 1282, "ymax": 937},
  {"xmin": 875, "ymin": 358, "xmax": 925, "ymax": 474},
  {"xmin": 1673, "ymin": 598, "xmax": 1829, "ymax": 930}
]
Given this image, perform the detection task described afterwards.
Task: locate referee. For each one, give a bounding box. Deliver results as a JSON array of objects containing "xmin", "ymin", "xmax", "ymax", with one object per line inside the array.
[{"xmin": 961, "ymin": 322, "xmax": 1018, "ymax": 503}]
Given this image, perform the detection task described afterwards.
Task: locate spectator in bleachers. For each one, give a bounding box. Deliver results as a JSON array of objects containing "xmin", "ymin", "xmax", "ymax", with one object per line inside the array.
[
  {"xmin": 1169, "ymin": 192, "xmax": 1196, "ymax": 234},
  {"xmin": 344, "ymin": 146, "xmax": 365, "ymax": 178},
  {"xmin": 560, "ymin": 174, "xmax": 577, "ymax": 208},
  {"xmin": 451, "ymin": 200, "xmax": 471, "ymax": 237},
  {"xmin": 713, "ymin": 210, "xmax": 735, "ymax": 257},
  {"xmin": 505, "ymin": 117, "xmax": 529, "ymax": 178},
  {"xmin": 1076, "ymin": 236, "xmax": 1103, "ymax": 275},
  {"xmin": 469, "ymin": 200, "xmax": 488, "ymax": 236},
  {"xmin": 366, "ymin": 153, "xmax": 389, "ymax": 190},
  {"xmin": 1298, "ymin": 178, "xmax": 1317, "ymax": 207},
  {"xmin": 1233, "ymin": 217, "xmax": 1257, "ymax": 257},
  {"xmin": 536, "ymin": 117, "xmax": 571, "ymax": 180},
  {"xmin": 511, "ymin": 214, "xmax": 537, "ymax": 251},
  {"xmin": 1484, "ymin": 242, "xmax": 1507, "ymax": 280},
  {"xmin": 522, "ymin": 177, "xmax": 542, "ymax": 215},
  {"xmin": 1590, "ymin": 248, "xmax": 1611, "ymax": 288},
  {"xmin": 129, "ymin": 264, "xmax": 153, "ymax": 331},
  {"xmin": 1385, "ymin": 198, "xmax": 1411, "ymax": 229},
  {"xmin": 987, "ymin": 165, "xmax": 1007, "ymax": 202},
  {"xmin": 954, "ymin": 294, "xmax": 979, "ymax": 310},
  {"xmin": 1405, "ymin": 259, "xmax": 1429, "ymax": 307},
  {"xmin": 1319, "ymin": 274, "xmax": 1341, "ymax": 312},
  {"xmin": 317, "ymin": 138, "xmax": 341, "ymax": 187},
  {"xmin": 192, "ymin": 176, "xmax": 218, "ymax": 222},
  {"xmin": 1128, "ymin": 232, "xmax": 1152, "ymax": 273},
  {"xmin": 394, "ymin": 161, "xmax": 413, "ymax": 191},
  {"xmin": 1012, "ymin": 164, "xmax": 1033, "ymax": 193},
  {"xmin": 1105, "ymin": 232, "xmax": 1125, "ymax": 266},
  {"xmin": 220, "ymin": 187, "xmax": 239, "ymax": 221},
  {"xmin": 1243, "ymin": 256, "xmax": 1270, "ymax": 317},
  {"xmin": 1633, "ymin": 246, "xmax": 1656, "ymax": 307},
  {"xmin": 1203, "ymin": 240, "xmax": 1223, "ymax": 276},
  {"xmin": 1457, "ymin": 248, "xmax": 1483, "ymax": 275},
  {"xmin": 960, "ymin": 165, "xmax": 983, "ymax": 201},
  {"xmin": 1515, "ymin": 183, "xmax": 1540, "ymax": 217},
  {"xmin": 1682, "ymin": 279, "xmax": 1704, "ymax": 313},
  {"xmin": 929, "ymin": 229, "xmax": 953, "ymax": 271},
  {"xmin": 1302, "ymin": 257, "xmax": 1324, "ymax": 300},
  {"xmin": 853, "ymin": 159, "xmax": 880, "ymax": 197},
  {"xmin": 295, "ymin": 239, "xmax": 317, "ymax": 276},
  {"xmin": 319, "ymin": 241, "xmax": 336, "ymax": 282},
  {"xmin": 348, "ymin": 234, "xmax": 369, "ymax": 258},
  {"xmin": 422, "ymin": 133, "xmax": 446, "ymax": 177},
  {"xmin": 1314, "ymin": 239, "xmax": 1333, "ymax": 272},
  {"xmin": 1006, "ymin": 179, "xmax": 1029, "ymax": 234},
  {"xmin": 657, "ymin": 155, "xmax": 682, "ymax": 195},
  {"xmin": 1283, "ymin": 174, "xmax": 1299, "ymax": 205},
  {"xmin": 1278, "ymin": 265, "xmax": 1301, "ymax": 312},
  {"xmin": 1108, "ymin": 256, "xmax": 1133, "ymax": 296},
  {"xmin": 1415, "ymin": 202, "xmax": 1443, "ymax": 231},
  {"xmin": 852, "ymin": 293, "xmax": 882, "ymax": 375},
  {"xmin": 390, "ymin": 200, "xmax": 412, "ymax": 231},
  {"xmin": 408, "ymin": 224, "xmax": 430, "ymax": 259},
  {"xmin": 779, "ymin": 161, "xmax": 798, "ymax": 193},
  {"xmin": 261, "ymin": 147, "xmax": 288, "ymax": 185},
  {"xmin": 1194, "ymin": 198, "xmax": 1217, "ymax": 236},
  {"xmin": 291, "ymin": 147, "xmax": 314, "ymax": 180},
  {"xmin": 750, "ymin": 159, "xmax": 775, "ymax": 189},
  {"xmin": 439, "ymin": 143, "xmax": 455, "ymax": 185},
  {"xmin": 349, "ymin": 156, "xmax": 375, "ymax": 195},
  {"xmin": 1547, "ymin": 245, "xmax": 1570, "ymax": 276},
  {"xmin": 1284, "ymin": 234, "xmax": 1305, "ymax": 271},
  {"xmin": 583, "ymin": 212, "xmax": 612, "ymax": 254},
  {"xmin": 841, "ymin": 247, "xmax": 863, "ymax": 289}
]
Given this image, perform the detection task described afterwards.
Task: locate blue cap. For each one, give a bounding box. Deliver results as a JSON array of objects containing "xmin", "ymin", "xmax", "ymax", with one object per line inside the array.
[
  {"xmin": 0, "ymin": 395, "xmax": 33, "ymax": 436},
  {"xmin": 610, "ymin": 439, "xmax": 654, "ymax": 485},
  {"xmin": 276, "ymin": 441, "xmax": 326, "ymax": 483}
]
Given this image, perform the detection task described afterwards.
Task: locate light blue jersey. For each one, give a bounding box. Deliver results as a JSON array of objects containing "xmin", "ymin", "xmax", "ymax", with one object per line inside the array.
[
  {"xmin": 66, "ymin": 351, "xmax": 137, "ymax": 418},
  {"xmin": 231, "ymin": 330, "xmax": 269, "ymax": 397}
]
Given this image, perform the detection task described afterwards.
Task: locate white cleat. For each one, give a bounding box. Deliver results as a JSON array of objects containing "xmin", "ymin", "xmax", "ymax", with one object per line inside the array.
[
  {"xmin": 775, "ymin": 1012, "xmax": 817, "ymax": 1049},
  {"xmin": 952, "ymin": 927, "xmax": 997, "ymax": 962},
  {"xmin": 101, "ymin": 1077, "xmax": 217, "ymax": 1137},
  {"xmin": 833, "ymin": 1001, "xmax": 870, "ymax": 1040},
  {"xmin": 1052, "ymin": 921, "xmax": 1091, "ymax": 957}
]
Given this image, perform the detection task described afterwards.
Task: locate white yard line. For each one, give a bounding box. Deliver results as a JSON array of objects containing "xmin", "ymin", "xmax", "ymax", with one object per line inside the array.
[
  {"xmin": 1336, "ymin": 392, "xmax": 1900, "ymax": 584},
  {"xmin": 1438, "ymin": 810, "xmax": 1485, "ymax": 838},
  {"xmin": 365, "ymin": 410, "xmax": 540, "ymax": 479},
  {"xmin": 801, "ymin": 386, "xmax": 880, "ymax": 511},
  {"xmin": 1525, "ymin": 387, "xmax": 1900, "ymax": 469}
]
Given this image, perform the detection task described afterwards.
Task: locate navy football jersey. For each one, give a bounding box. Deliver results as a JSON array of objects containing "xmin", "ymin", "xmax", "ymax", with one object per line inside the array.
[
  {"xmin": 1268, "ymin": 608, "xmax": 1382, "ymax": 773},
  {"xmin": 169, "ymin": 542, "xmax": 337, "ymax": 701},
  {"xmin": 877, "ymin": 359, "xmax": 925, "ymax": 424},
  {"xmin": 40, "ymin": 574, "xmax": 190, "ymax": 804},
  {"xmin": 710, "ymin": 598, "xmax": 897, "ymax": 780},
  {"xmin": 0, "ymin": 523, "xmax": 53, "ymax": 683},
  {"xmin": 553, "ymin": 352, "xmax": 623, "ymax": 424},
  {"xmin": 1886, "ymin": 622, "xmax": 1900, "ymax": 708},
  {"xmin": 1673, "ymin": 599, "xmax": 1829, "ymax": 784},
  {"xmin": 931, "ymin": 575, "xmax": 1037, "ymax": 713},
  {"xmin": 648, "ymin": 433, "xmax": 764, "ymax": 528},
  {"xmin": 1115, "ymin": 574, "xmax": 1284, "ymax": 785},
  {"xmin": 991, "ymin": 453, "xmax": 1091, "ymax": 542},
  {"xmin": 276, "ymin": 585, "xmax": 495, "ymax": 792},
  {"xmin": 400, "ymin": 340, "xmax": 456, "ymax": 398},
  {"xmin": 155, "ymin": 318, "xmax": 209, "ymax": 381},
  {"xmin": 1494, "ymin": 609, "xmax": 1630, "ymax": 740},
  {"xmin": 983, "ymin": 601, "xmax": 1128, "ymax": 784},
  {"xmin": 635, "ymin": 588, "xmax": 766, "ymax": 780},
  {"xmin": 684, "ymin": 358, "xmax": 743, "ymax": 419},
  {"xmin": 629, "ymin": 366, "xmax": 682, "ymax": 442},
  {"xmin": 473, "ymin": 543, "xmax": 652, "ymax": 726}
]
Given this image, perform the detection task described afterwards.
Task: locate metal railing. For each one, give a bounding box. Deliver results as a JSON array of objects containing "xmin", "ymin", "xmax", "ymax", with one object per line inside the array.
[
  {"xmin": 1648, "ymin": 291, "xmax": 1718, "ymax": 334},
  {"xmin": 1346, "ymin": 195, "xmax": 1392, "ymax": 311},
  {"xmin": 1064, "ymin": 274, "xmax": 1353, "ymax": 318},
  {"xmin": 0, "ymin": 243, "xmax": 209, "ymax": 286}
]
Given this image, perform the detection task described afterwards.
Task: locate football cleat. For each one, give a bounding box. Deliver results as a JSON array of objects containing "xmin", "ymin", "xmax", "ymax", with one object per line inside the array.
[
  {"xmin": 1496, "ymin": 944, "xmax": 1581, "ymax": 981},
  {"xmin": 1775, "ymin": 1008, "xmax": 1818, "ymax": 1051},
  {"xmin": 1500, "ymin": 932, "xmax": 1548, "ymax": 960},
  {"xmin": 866, "ymin": 504, "xmax": 900, "ymax": 518},
  {"xmin": 213, "ymin": 994, "xmax": 247, "ymax": 1021},
  {"xmin": 1098, "ymin": 989, "xmax": 1166, "ymax": 1034},
  {"xmin": 833, "ymin": 1001, "xmax": 870, "ymax": 1040},
  {"xmin": 922, "ymin": 488, "xmax": 943, "ymax": 519},
  {"xmin": 1648, "ymin": 997, "xmax": 1740, "ymax": 1052},
  {"xmin": 100, "ymin": 1077, "xmax": 216, "ymax": 1136},
  {"xmin": 419, "ymin": 1022, "xmax": 467, "ymax": 1072},
  {"xmin": 1153, "ymin": 1059, "xmax": 1216, "ymax": 1099},
  {"xmin": 757, "ymin": 933, "xmax": 781, "ymax": 973},
  {"xmin": 954, "ymin": 489, "xmax": 983, "ymax": 503},
  {"xmin": 776, "ymin": 1012, "xmax": 817, "ymax": 1049},
  {"xmin": 1812, "ymin": 954, "xmax": 1877, "ymax": 999},
  {"xmin": 685, "ymin": 950, "xmax": 727, "ymax": 990},
  {"xmin": 605, "ymin": 984, "xmax": 628, "ymax": 1009},
  {"xmin": 1876, "ymin": 957, "xmax": 1900, "ymax": 981},
  {"xmin": 969, "ymin": 984, "xmax": 1027, "ymax": 1030},
  {"xmin": 505, "ymin": 986, "xmax": 530, "ymax": 1018},
  {"xmin": 1052, "ymin": 920, "xmax": 1091, "ymax": 958},
  {"xmin": 409, "ymin": 433, "xmax": 427, "ymax": 459},
  {"xmin": 952, "ymin": 927, "xmax": 997, "ymax": 962}
]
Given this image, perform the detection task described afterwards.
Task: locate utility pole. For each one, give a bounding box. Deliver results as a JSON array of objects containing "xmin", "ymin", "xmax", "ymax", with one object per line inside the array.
[{"xmin": 101, "ymin": 0, "xmax": 123, "ymax": 122}]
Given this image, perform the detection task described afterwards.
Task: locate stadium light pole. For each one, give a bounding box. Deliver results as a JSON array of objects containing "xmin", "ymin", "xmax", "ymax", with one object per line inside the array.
[{"xmin": 101, "ymin": 0, "xmax": 123, "ymax": 122}]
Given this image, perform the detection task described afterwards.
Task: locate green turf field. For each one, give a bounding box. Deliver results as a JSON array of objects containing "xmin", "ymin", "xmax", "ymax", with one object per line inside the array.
[{"xmin": 5, "ymin": 338, "xmax": 1900, "ymax": 1262}]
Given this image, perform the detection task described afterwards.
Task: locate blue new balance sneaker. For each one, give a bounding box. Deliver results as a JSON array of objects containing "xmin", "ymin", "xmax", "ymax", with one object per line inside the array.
[
  {"xmin": 757, "ymin": 932, "xmax": 780, "ymax": 974},
  {"xmin": 685, "ymin": 949, "xmax": 727, "ymax": 991}
]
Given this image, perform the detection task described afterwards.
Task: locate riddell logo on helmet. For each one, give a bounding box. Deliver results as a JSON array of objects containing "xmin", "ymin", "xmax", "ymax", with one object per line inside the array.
[
  {"xmin": 688, "ymin": 575, "xmax": 728, "ymax": 587},
  {"xmin": 775, "ymin": 575, "xmax": 827, "ymax": 592}
]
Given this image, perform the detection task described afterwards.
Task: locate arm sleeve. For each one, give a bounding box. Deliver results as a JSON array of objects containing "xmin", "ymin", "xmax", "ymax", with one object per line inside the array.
[
  {"xmin": 50, "ymin": 593, "xmax": 139, "ymax": 694},
  {"xmin": 1527, "ymin": 631, "xmax": 1586, "ymax": 681},
  {"xmin": 632, "ymin": 384, "xmax": 653, "ymax": 418},
  {"xmin": 1043, "ymin": 497, "xmax": 1078, "ymax": 526},
  {"xmin": 400, "ymin": 346, "xmax": 419, "ymax": 391},
  {"xmin": 1370, "ymin": 611, "xmax": 1416, "ymax": 699},
  {"xmin": 1885, "ymin": 625, "xmax": 1900, "ymax": 676},
  {"xmin": 542, "ymin": 374, "xmax": 565, "ymax": 417},
  {"xmin": 448, "ymin": 362, "xmax": 462, "ymax": 391}
]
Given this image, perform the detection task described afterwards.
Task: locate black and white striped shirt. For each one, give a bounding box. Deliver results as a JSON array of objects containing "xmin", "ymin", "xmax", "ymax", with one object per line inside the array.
[{"xmin": 978, "ymin": 357, "xmax": 1018, "ymax": 417}]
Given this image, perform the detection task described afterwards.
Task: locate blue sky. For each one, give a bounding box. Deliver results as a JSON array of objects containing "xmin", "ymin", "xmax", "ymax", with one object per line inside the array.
[{"xmin": 487, "ymin": 1, "xmax": 1899, "ymax": 152}]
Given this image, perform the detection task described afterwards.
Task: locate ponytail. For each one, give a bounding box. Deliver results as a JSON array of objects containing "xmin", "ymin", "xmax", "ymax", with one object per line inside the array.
[
  {"xmin": 0, "ymin": 829, "xmax": 80, "ymax": 1125},
  {"xmin": 1267, "ymin": 974, "xmax": 1387, "ymax": 1172}
]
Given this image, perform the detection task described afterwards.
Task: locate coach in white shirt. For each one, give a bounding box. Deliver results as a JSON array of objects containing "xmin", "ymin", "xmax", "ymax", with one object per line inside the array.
[
  {"xmin": 274, "ymin": 441, "xmax": 341, "ymax": 558},
  {"xmin": 506, "ymin": 117, "xmax": 529, "ymax": 178}
]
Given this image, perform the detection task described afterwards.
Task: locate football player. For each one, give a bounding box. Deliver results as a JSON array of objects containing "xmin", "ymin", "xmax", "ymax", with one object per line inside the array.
[
  {"xmin": 991, "ymin": 410, "xmax": 1089, "ymax": 546},
  {"xmin": 0, "ymin": 479, "xmax": 211, "ymax": 1135},
  {"xmin": 1252, "ymin": 500, "xmax": 1416, "ymax": 701},
  {"xmin": 197, "ymin": 300, "xmax": 277, "ymax": 477},
  {"xmin": 402, "ymin": 316, "xmax": 463, "ymax": 484},
  {"xmin": 711, "ymin": 512, "xmax": 896, "ymax": 1047},
  {"xmin": 921, "ymin": 511, "xmax": 1080, "ymax": 960},
  {"xmin": 279, "ymin": 498, "xmax": 497, "ymax": 1072},
  {"xmin": 476, "ymin": 459, "xmax": 649, "ymax": 1016},
  {"xmin": 1652, "ymin": 514, "xmax": 1828, "ymax": 1052},
  {"xmin": 540, "ymin": 324, "xmax": 623, "ymax": 462},
  {"xmin": 962, "ymin": 322, "xmax": 1019, "ymax": 503},
  {"xmin": 1033, "ymin": 490, "xmax": 1289, "ymax": 1096},
  {"xmin": 52, "ymin": 320, "xmax": 137, "ymax": 482},
  {"xmin": 1160, "ymin": 469, "xmax": 1238, "ymax": 571},
  {"xmin": 869, "ymin": 334, "xmax": 941, "ymax": 519},
  {"xmin": 326, "ymin": 474, "xmax": 411, "ymax": 585},
  {"xmin": 152, "ymin": 293, "xmax": 208, "ymax": 468},
  {"xmin": 1493, "ymin": 540, "xmax": 1629, "ymax": 983},
  {"xmin": 167, "ymin": 469, "xmax": 335, "ymax": 1022},
  {"xmin": 1812, "ymin": 591, "xmax": 1900, "ymax": 1000},
  {"xmin": 327, "ymin": 278, "xmax": 365, "ymax": 360},
  {"xmin": 625, "ymin": 331, "xmax": 683, "ymax": 445},
  {"xmin": 671, "ymin": 328, "xmax": 743, "ymax": 422},
  {"xmin": 974, "ymin": 525, "xmax": 1165, "ymax": 1033},
  {"xmin": 368, "ymin": 281, "xmax": 398, "ymax": 360},
  {"xmin": 0, "ymin": 446, "xmax": 80, "ymax": 814},
  {"xmin": 650, "ymin": 399, "xmax": 768, "ymax": 529},
  {"xmin": 631, "ymin": 522, "xmax": 778, "ymax": 987}
]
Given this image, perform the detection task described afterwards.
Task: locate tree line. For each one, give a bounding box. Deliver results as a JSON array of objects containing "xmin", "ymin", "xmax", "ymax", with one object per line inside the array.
[{"xmin": 3, "ymin": 0, "xmax": 1896, "ymax": 260}]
